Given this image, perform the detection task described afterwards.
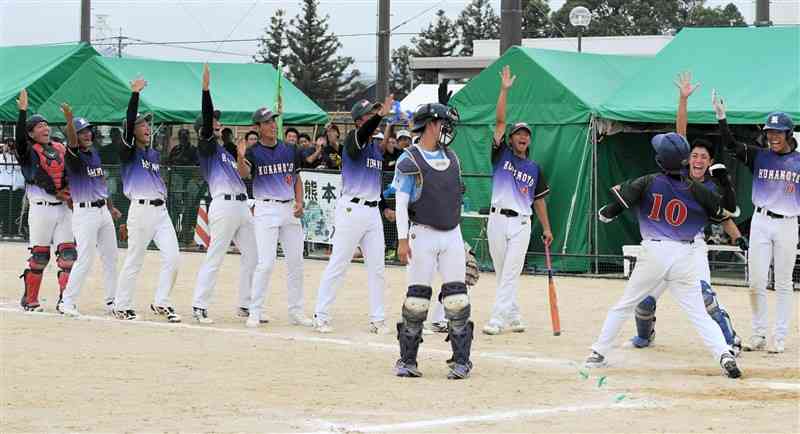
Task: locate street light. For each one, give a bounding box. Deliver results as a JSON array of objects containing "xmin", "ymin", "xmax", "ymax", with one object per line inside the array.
[{"xmin": 569, "ymin": 6, "xmax": 591, "ymax": 53}]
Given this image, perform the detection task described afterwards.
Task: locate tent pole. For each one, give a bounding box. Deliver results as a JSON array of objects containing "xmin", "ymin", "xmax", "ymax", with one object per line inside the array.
[
  {"xmin": 562, "ymin": 123, "xmax": 593, "ymax": 255},
  {"xmin": 592, "ymin": 116, "xmax": 599, "ymax": 274}
]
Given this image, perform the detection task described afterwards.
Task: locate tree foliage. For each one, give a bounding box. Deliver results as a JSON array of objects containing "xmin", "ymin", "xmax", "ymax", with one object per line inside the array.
[{"xmin": 457, "ymin": 0, "xmax": 500, "ymax": 56}]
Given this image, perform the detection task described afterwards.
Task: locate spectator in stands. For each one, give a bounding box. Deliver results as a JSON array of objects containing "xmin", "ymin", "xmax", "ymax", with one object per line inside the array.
[
  {"xmin": 285, "ymin": 127, "xmax": 299, "ymax": 146},
  {"xmin": 221, "ymin": 127, "xmax": 235, "ymax": 150},
  {"xmin": 0, "ymin": 138, "xmax": 26, "ymax": 238},
  {"xmin": 167, "ymin": 128, "xmax": 198, "ymax": 166},
  {"xmin": 298, "ymin": 133, "xmax": 311, "ymax": 149},
  {"xmin": 322, "ymin": 123, "xmax": 342, "ymax": 169},
  {"xmin": 303, "ymin": 134, "xmax": 326, "ymax": 169},
  {"xmin": 99, "ymin": 127, "xmax": 122, "ymax": 164},
  {"xmin": 245, "ymin": 130, "xmax": 259, "ymax": 149}
]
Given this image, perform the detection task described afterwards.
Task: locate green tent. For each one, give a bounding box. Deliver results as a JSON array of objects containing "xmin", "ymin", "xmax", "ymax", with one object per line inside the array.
[
  {"xmin": 0, "ymin": 43, "xmax": 98, "ymax": 121},
  {"xmin": 36, "ymin": 57, "xmax": 328, "ymax": 125},
  {"xmin": 449, "ymin": 47, "xmax": 651, "ymax": 271}
]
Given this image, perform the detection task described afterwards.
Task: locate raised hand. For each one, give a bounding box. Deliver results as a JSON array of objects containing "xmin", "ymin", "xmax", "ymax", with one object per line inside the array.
[
  {"xmin": 500, "ymin": 65, "xmax": 516, "ymax": 90},
  {"xmin": 674, "ymin": 71, "xmax": 700, "ymax": 99},
  {"xmin": 711, "ymin": 89, "xmax": 726, "ymax": 120},
  {"xmin": 378, "ymin": 93, "xmax": 395, "ymax": 117},
  {"xmin": 202, "ymin": 64, "xmax": 210, "ymax": 91},
  {"xmin": 130, "ymin": 75, "xmax": 147, "ymax": 93},
  {"xmin": 60, "ymin": 102, "xmax": 74, "ymax": 120},
  {"xmin": 236, "ymin": 137, "xmax": 247, "ymax": 157},
  {"xmin": 17, "ymin": 89, "xmax": 28, "ymax": 111}
]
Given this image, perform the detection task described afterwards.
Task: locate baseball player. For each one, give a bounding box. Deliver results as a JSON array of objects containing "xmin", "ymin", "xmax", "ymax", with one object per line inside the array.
[
  {"xmin": 238, "ymin": 106, "xmax": 311, "ymax": 328},
  {"xmin": 393, "ymin": 102, "xmax": 474, "ymax": 379},
  {"xmin": 189, "ymin": 64, "xmax": 257, "ymax": 324},
  {"xmin": 14, "ymin": 89, "xmax": 76, "ymax": 313},
  {"xmin": 585, "ymin": 131, "xmax": 742, "ymax": 379},
  {"xmin": 312, "ymin": 95, "xmax": 394, "ymax": 334},
  {"xmin": 114, "ymin": 77, "xmax": 180, "ymax": 322},
  {"xmin": 716, "ymin": 95, "xmax": 799, "ymax": 354},
  {"xmin": 630, "ymin": 74, "xmax": 747, "ymax": 354},
  {"xmin": 57, "ymin": 104, "xmax": 120, "ymax": 318},
  {"xmin": 484, "ymin": 65, "xmax": 553, "ymax": 335}
]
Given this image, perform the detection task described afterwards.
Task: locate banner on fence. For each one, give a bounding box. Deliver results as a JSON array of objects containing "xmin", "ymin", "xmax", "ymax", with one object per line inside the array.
[{"xmin": 300, "ymin": 170, "xmax": 341, "ymax": 244}]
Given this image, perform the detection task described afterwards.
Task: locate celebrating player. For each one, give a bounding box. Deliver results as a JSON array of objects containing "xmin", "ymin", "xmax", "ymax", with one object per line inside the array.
[
  {"xmin": 190, "ymin": 64, "xmax": 258, "ymax": 324},
  {"xmin": 630, "ymin": 73, "xmax": 746, "ymax": 354},
  {"xmin": 393, "ymin": 102, "xmax": 474, "ymax": 379},
  {"xmin": 238, "ymin": 106, "xmax": 311, "ymax": 328},
  {"xmin": 484, "ymin": 65, "xmax": 553, "ymax": 335},
  {"xmin": 585, "ymin": 130, "xmax": 742, "ymax": 379},
  {"xmin": 58, "ymin": 104, "xmax": 120, "ymax": 317},
  {"xmin": 114, "ymin": 76, "xmax": 181, "ymax": 322},
  {"xmin": 14, "ymin": 89, "xmax": 75, "ymax": 312},
  {"xmin": 312, "ymin": 95, "xmax": 394, "ymax": 334},
  {"xmin": 716, "ymin": 95, "xmax": 799, "ymax": 354}
]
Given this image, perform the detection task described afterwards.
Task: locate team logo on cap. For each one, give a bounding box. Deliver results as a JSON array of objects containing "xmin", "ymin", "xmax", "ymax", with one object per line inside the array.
[
  {"xmin": 771, "ymin": 115, "xmax": 779, "ymax": 124},
  {"xmin": 361, "ymin": 101, "xmax": 369, "ymax": 107}
]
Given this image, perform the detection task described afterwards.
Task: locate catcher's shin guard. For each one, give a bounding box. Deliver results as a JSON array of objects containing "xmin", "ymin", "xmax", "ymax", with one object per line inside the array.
[
  {"xmin": 441, "ymin": 282, "xmax": 473, "ymax": 367},
  {"xmin": 633, "ymin": 295, "xmax": 656, "ymax": 348},
  {"xmin": 701, "ymin": 282, "xmax": 738, "ymax": 346},
  {"xmin": 56, "ymin": 242, "xmax": 77, "ymax": 292},
  {"xmin": 397, "ymin": 285, "xmax": 432, "ymax": 365},
  {"xmin": 20, "ymin": 246, "xmax": 51, "ymax": 309}
]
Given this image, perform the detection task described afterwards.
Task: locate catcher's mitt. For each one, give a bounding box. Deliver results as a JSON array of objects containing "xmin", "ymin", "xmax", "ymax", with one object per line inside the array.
[
  {"xmin": 118, "ymin": 224, "xmax": 128, "ymax": 242},
  {"xmin": 465, "ymin": 242, "xmax": 479, "ymax": 286}
]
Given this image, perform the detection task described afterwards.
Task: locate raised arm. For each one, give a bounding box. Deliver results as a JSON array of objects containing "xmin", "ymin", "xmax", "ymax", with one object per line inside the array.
[
  {"xmin": 494, "ymin": 65, "xmax": 515, "ymax": 145},
  {"xmin": 713, "ymin": 90, "xmax": 759, "ymax": 169},
  {"xmin": 236, "ymin": 138, "xmax": 251, "ymax": 179},
  {"xmin": 674, "ymin": 71, "xmax": 699, "ymax": 137},
  {"xmin": 15, "ymin": 89, "xmax": 29, "ymax": 159},
  {"xmin": 61, "ymin": 103, "xmax": 78, "ymax": 149},
  {"xmin": 199, "ymin": 64, "xmax": 216, "ymax": 157}
]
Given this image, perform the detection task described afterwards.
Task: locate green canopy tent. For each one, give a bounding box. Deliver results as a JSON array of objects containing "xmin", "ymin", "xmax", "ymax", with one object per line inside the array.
[
  {"xmin": 0, "ymin": 43, "xmax": 98, "ymax": 121},
  {"xmin": 595, "ymin": 26, "xmax": 800, "ymax": 255},
  {"xmin": 36, "ymin": 56, "xmax": 328, "ymax": 125},
  {"xmin": 449, "ymin": 47, "xmax": 651, "ymax": 271}
]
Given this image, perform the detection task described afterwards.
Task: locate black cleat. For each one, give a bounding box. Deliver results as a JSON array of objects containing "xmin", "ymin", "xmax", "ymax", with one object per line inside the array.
[{"xmin": 720, "ymin": 352, "xmax": 742, "ymax": 379}]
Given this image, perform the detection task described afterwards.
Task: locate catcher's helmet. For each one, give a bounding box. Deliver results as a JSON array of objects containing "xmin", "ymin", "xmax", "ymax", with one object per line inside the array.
[
  {"xmin": 651, "ymin": 132, "xmax": 689, "ymax": 174},
  {"xmin": 411, "ymin": 103, "xmax": 459, "ymax": 146}
]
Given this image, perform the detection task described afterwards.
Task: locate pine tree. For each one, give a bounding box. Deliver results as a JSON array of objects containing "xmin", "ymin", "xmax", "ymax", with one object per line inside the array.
[
  {"xmin": 521, "ymin": 0, "xmax": 554, "ymax": 39},
  {"xmin": 457, "ymin": 0, "xmax": 500, "ymax": 56},
  {"xmin": 284, "ymin": 0, "xmax": 358, "ymax": 110},
  {"xmin": 253, "ymin": 9, "xmax": 288, "ymax": 69},
  {"xmin": 412, "ymin": 9, "xmax": 460, "ymax": 58},
  {"xmin": 389, "ymin": 45, "xmax": 414, "ymax": 100}
]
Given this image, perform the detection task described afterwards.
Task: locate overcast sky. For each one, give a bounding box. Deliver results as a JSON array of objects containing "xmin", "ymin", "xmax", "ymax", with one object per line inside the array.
[{"xmin": 1, "ymin": 0, "xmax": 759, "ymax": 79}]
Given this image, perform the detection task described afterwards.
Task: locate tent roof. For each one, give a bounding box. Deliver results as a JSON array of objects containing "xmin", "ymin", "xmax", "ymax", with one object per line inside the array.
[
  {"xmin": 400, "ymin": 83, "xmax": 464, "ymax": 114},
  {"xmin": 0, "ymin": 43, "xmax": 98, "ymax": 121},
  {"xmin": 450, "ymin": 46, "xmax": 650, "ymax": 126},
  {"xmin": 598, "ymin": 26, "xmax": 800, "ymax": 125},
  {"xmin": 37, "ymin": 56, "xmax": 328, "ymax": 125}
]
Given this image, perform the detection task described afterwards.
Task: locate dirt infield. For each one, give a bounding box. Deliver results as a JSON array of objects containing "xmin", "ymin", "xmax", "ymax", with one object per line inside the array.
[{"xmin": 1, "ymin": 242, "xmax": 797, "ymax": 433}]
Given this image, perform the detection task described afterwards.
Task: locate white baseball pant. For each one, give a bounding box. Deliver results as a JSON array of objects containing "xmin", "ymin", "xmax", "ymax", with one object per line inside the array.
[
  {"xmin": 591, "ymin": 240, "xmax": 731, "ymax": 362},
  {"xmin": 115, "ymin": 201, "xmax": 179, "ymax": 310},
  {"xmin": 27, "ymin": 200, "xmax": 73, "ymax": 247},
  {"xmin": 249, "ymin": 201, "xmax": 304, "ymax": 317},
  {"xmin": 407, "ymin": 224, "xmax": 466, "ymax": 291},
  {"xmin": 61, "ymin": 205, "xmax": 118, "ymax": 307},
  {"xmin": 748, "ymin": 211, "xmax": 798, "ymax": 341},
  {"xmin": 487, "ymin": 212, "xmax": 531, "ymax": 326},
  {"xmin": 314, "ymin": 198, "xmax": 385, "ymax": 322},
  {"xmin": 192, "ymin": 198, "xmax": 257, "ymax": 310}
]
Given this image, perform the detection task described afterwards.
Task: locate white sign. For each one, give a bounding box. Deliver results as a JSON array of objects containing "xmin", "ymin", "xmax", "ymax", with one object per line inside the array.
[{"xmin": 300, "ymin": 170, "xmax": 342, "ymax": 244}]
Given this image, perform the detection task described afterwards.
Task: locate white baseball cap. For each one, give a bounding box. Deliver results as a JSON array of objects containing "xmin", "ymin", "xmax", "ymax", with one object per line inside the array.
[
  {"xmin": 373, "ymin": 132, "xmax": 385, "ymax": 140},
  {"xmin": 396, "ymin": 129, "xmax": 412, "ymax": 139}
]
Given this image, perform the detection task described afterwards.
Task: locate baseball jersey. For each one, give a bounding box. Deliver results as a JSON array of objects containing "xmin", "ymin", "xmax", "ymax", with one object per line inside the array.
[
  {"xmin": 197, "ymin": 90, "xmax": 246, "ymax": 198},
  {"xmin": 119, "ymin": 146, "xmax": 166, "ymax": 200},
  {"xmin": 65, "ymin": 146, "xmax": 109, "ymax": 203},
  {"xmin": 245, "ymin": 141, "xmax": 301, "ymax": 201},
  {"xmin": 14, "ymin": 110, "xmax": 64, "ymax": 202},
  {"xmin": 491, "ymin": 138, "xmax": 549, "ymax": 215},
  {"xmin": 342, "ymin": 131, "xmax": 384, "ymax": 201}
]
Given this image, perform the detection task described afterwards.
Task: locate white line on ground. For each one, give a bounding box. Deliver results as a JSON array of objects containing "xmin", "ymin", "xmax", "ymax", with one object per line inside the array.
[
  {"xmin": 0, "ymin": 306, "xmax": 577, "ymax": 368},
  {"xmin": 748, "ymin": 381, "xmax": 800, "ymax": 391}
]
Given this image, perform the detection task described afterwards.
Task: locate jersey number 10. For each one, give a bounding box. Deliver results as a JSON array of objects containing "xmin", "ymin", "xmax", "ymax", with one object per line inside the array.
[{"xmin": 647, "ymin": 193, "xmax": 688, "ymax": 227}]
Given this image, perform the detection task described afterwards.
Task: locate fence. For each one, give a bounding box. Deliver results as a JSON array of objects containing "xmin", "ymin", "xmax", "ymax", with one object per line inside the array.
[{"xmin": 1, "ymin": 162, "xmax": 797, "ymax": 289}]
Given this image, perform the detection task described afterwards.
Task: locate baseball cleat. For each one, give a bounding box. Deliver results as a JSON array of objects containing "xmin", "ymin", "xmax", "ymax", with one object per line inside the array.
[
  {"xmin": 584, "ymin": 351, "xmax": 607, "ymax": 368},
  {"xmin": 236, "ymin": 307, "xmax": 250, "ymax": 318},
  {"xmin": 151, "ymin": 305, "xmax": 181, "ymax": 323},
  {"xmin": 104, "ymin": 300, "xmax": 115, "ymax": 315},
  {"xmin": 313, "ymin": 317, "xmax": 333, "ymax": 333},
  {"xmin": 113, "ymin": 309, "xmax": 137, "ymax": 320},
  {"xmin": 22, "ymin": 304, "xmax": 44, "ymax": 312},
  {"xmin": 369, "ymin": 320, "xmax": 390, "ymax": 335},
  {"xmin": 192, "ymin": 307, "xmax": 213, "ymax": 324},
  {"xmin": 720, "ymin": 352, "xmax": 742, "ymax": 378},
  {"xmin": 56, "ymin": 299, "xmax": 64, "ymax": 314},
  {"xmin": 768, "ymin": 338, "xmax": 785, "ymax": 354},
  {"xmin": 395, "ymin": 360, "xmax": 423, "ymax": 377},
  {"xmin": 731, "ymin": 335, "xmax": 742, "ymax": 357},
  {"xmin": 447, "ymin": 362, "xmax": 472, "ymax": 380},
  {"xmin": 245, "ymin": 316, "xmax": 260, "ymax": 328},
  {"xmin": 60, "ymin": 304, "xmax": 81, "ymax": 318},
  {"xmin": 743, "ymin": 335, "xmax": 766, "ymax": 352},
  {"xmin": 288, "ymin": 312, "xmax": 313, "ymax": 327},
  {"xmin": 482, "ymin": 323, "xmax": 502, "ymax": 335},
  {"xmin": 508, "ymin": 319, "xmax": 526, "ymax": 333},
  {"xmin": 430, "ymin": 321, "xmax": 449, "ymax": 333}
]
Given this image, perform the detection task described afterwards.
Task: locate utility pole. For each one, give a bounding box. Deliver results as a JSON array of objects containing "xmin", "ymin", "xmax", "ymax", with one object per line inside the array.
[
  {"xmin": 377, "ymin": 0, "xmax": 390, "ymax": 101},
  {"xmin": 500, "ymin": 0, "xmax": 522, "ymax": 55},
  {"xmin": 117, "ymin": 28, "xmax": 123, "ymax": 58},
  {"xmin": 754, "ymin": 0, "xmax": 771, "ymax": 27},
  {"xmin": 80, "ymin": 0, "xmax": 91, "ymax": 43}
]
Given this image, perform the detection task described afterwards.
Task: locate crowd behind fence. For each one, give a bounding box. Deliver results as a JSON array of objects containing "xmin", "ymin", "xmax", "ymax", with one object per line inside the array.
[{"xmin": 1, "ymin": 161, "xmax": 797, "ymax": 289}]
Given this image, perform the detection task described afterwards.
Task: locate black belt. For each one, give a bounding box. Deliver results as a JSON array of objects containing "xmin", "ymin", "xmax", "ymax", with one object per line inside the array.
[
  {"xmin": 756, "ymin": 206, "xmax": 789, "ymax": 219},
  {"xmin": 78, "ymin": 199, "xmax": 106, "ymax": 208},
  {"xmin": 351, "ymin": 197, "xmax": 378, "ymax": 207},
  {"xmin": 263, "ymin": 198, "xmax": 292, "ymax": 203},
  {"xmin": 138, "ymin": 199, "xmax": 165, "ymax": 206},
  {"xmin": 650, "ymin": 239, "xmax": 694, "ymax": 244},
  {"xmin": 491, "ymin": 206, "xmax": 519, "ymax": 217},
  {"xmin": 223, "ymin": 193, "xmax": 248, "ymax": 201},
  {"xmin": 34, "ymin": 201, "xmax": 63, "ymax": 206}
]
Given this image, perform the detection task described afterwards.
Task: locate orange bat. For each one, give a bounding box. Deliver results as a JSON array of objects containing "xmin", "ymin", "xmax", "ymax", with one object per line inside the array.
[{"xmin": 544, "ymin": 243, "xmax": 561, "ymax": 336}]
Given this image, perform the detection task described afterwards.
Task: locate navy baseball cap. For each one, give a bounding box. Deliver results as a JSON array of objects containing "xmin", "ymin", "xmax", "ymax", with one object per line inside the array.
[
  {"xmin": 252, "ymin": 107, "xmax": 278, "ymax": 124},
  {"xmin": 763, "ymin": 112, "xmax": 794, "ymax": 132},
  {"xmin": 351, "ymin": 99, "xmax": 381, "ymax": 121},
  {"xmin": 72, "ymin": 117, "xmax": 92, "ymax": 133},
  {"xmin": 509, "ymin": 122, "xmax": 532, "ymax": 136},
  {"xmin": 122, "ymin": 112, "xmax": 152, "ymax": 130},
  {"xmin": 26, "ymin": 114, "xmax": 48, "ymax": 132}
]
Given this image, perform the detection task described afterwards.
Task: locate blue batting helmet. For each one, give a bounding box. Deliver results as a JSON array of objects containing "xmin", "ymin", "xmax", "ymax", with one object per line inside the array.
[
  {"xmin": 73, "ymin": 117, "xmax": 92, "ymax": 133},
  {"xmin": 763, "ymin": 112, "xmax": 794, "ymax": 132},
  {"xmin": 651, "ymin": 132, "xmax": 689, "ymax": 174}
]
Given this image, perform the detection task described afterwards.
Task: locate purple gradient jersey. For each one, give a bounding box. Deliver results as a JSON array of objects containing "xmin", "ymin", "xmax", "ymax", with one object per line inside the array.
[
  {"xmin": 491, "ymin": 141, "xmax": 549, "ymax": 215},
  {"xmin": 637, "ymin": 175, "xmax": 711, "ymax": 242},
  {"xmin": 120, "ymin": 147, "xmax": 166, "ymax": 200},
  {"xmin": 199, "ymin": 143, "xmax": 245, "ymax": 198},
  {"xmin": 751, "ymin": 149, "xmax": 800, "ymax": 216},
  {"xmin": 245, "ymin": 141, "xmax": 300, "ymax": 200},
  {"xmin": 65, "ymin": 147, "xmax": 109, "ymax": 203},
  {"xmin": 341, "ymin": 140, "xmax": 383, "ymax": 201}
]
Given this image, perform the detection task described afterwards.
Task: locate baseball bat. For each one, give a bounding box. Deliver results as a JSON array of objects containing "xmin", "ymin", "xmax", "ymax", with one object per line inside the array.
[{"xmin": 544, "ymin": 242, "xmax": 561, "ymax": 336}]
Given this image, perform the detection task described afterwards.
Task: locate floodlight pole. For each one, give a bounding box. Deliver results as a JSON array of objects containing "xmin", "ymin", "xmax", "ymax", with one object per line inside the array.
[{"xmin": 578, "ymin": 28, "xmax": 582, "ymax": 53}]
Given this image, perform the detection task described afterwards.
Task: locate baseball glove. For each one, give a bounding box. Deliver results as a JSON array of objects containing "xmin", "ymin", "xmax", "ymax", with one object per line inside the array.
[
  {"xmin": 465, "ymin": 242, "xmax": 479, "ymax": 286},
  {"xmin": 118, "ymin": 224, "xmax": 128, "ymax": 242}
]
